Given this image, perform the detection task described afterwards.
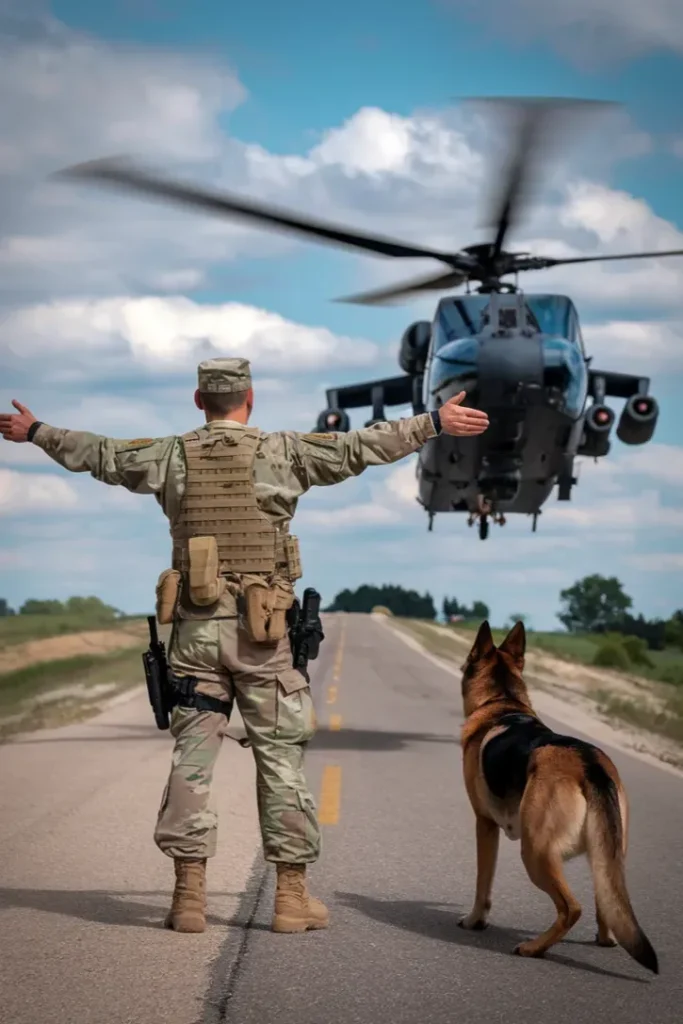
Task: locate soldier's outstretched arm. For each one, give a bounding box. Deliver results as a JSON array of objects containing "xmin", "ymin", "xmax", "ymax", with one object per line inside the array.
[
  {"xmin": 289, "ymin": 391, "xmax": 489, "ymax": 489},
  {"xmin": 0, "ymin": 399, "xmax": 177, "ymax": 495}
]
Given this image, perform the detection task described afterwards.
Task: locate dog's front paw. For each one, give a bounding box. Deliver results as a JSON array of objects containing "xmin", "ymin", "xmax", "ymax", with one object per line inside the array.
[
  {"xmin": 458, "ymin": 913, "xmax": 489, "ymax": 931},
  {"xmin": 595, "ymin": 932, "xmax": 618, "ymax": 948},
  {"xmin": 512, "ymin": 941, "xmax": 544, "ymax": 958}
]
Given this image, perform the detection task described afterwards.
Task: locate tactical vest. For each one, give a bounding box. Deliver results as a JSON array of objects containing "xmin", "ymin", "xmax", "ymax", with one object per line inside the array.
[{"xmin": 170, "ymin": 426, "xmax": 301, "ymax": 580}]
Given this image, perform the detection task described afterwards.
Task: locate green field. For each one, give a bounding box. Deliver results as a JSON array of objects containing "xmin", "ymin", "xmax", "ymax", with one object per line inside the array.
[{"xmin": 0, "ymin": 613, "xmax": 147, "ymax": 650}]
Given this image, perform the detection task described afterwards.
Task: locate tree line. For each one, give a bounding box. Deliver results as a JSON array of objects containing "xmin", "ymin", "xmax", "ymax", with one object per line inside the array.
[
  {"xmin": 0, "ymin": 596, "xmax": 120, "ymax": 619},
  {"xmin": 324, "ymin": 576, "xmax": 683, "ymax": 652}
]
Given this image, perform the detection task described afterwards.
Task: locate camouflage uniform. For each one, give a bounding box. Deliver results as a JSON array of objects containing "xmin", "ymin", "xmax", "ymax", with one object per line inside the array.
[{"xmin": 30, "ymin": 357, "xmax": 438, "ymax": 931}]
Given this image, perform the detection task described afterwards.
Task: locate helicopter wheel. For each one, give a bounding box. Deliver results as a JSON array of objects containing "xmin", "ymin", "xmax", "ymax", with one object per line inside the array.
[{"xmin": 479, "ymin": 516, "xmax": 489, "ymax": 541}]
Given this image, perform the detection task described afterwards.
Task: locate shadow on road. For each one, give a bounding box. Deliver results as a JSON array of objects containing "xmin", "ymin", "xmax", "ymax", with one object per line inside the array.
[
  {"xmin": 310, "ymin": 726, "xmax": 456, "ymax": 752},
  {"xmin": 335, "ymin": 891, "xmax": 649, "ymax": 984},
  {"xmin": 0, "ymin": 887, "xmax": 250, "ymax": 931}
]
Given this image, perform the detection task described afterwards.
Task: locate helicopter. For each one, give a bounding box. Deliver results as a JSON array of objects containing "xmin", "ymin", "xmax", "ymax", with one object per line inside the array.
[{"xmin": 54, "ymin": 98, "xmax": 681, "ymax": 540}]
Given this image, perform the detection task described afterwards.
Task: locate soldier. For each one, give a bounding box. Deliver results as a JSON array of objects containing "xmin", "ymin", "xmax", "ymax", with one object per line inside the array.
[{"xmin": 0, "ymin": 359, "xmax": 489, "ymax": 935}]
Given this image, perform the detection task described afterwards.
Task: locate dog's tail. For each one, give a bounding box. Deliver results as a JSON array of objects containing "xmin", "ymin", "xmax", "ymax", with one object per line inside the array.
[{"xmin": 585, "ymin": 770, "xmax": 658, "ymax": 975}]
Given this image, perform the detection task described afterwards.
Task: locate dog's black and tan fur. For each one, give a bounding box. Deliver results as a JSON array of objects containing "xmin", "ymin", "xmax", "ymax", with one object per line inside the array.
[{"xmin": 458, "ymin": 619, "xmax": 658, "ymax": 973}]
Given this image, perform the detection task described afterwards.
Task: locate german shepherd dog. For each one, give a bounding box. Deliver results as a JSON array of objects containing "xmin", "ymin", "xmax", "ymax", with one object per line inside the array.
[{"xmin": 458, "ymin": 619, "xmax": 658, "ymax": 974}]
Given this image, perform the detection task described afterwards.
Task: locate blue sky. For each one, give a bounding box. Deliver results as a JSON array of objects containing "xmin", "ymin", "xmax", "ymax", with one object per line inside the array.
[{"xmin": 1, "ymin": 0, "xmax": 682, "ymax": 629}]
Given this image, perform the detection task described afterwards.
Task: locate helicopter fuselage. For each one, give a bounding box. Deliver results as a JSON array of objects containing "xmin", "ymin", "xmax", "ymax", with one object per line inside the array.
[
  {"xmin": 419, "ymin": 291, "xmax": 587, "ymax": 517},
  {"xmin": 317, "ymin": 289, "xmax": 659, "ymax": 537}
]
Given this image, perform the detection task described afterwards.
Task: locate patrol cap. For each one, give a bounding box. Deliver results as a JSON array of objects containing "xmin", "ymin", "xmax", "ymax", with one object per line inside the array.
[{"xmin": 197, "ymin": 357, "xmax": 252, "ymax": 394}]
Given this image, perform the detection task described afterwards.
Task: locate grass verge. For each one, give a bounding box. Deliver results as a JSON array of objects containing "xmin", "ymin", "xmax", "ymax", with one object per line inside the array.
[
  {"xmin": 0, "ymin": 645, "xmax": 148, "ymax": 741},
  {"xmin": 0, "ymin": 613, "xmax": 147, "ymax": 650},
  {"xmin": 421, "ymin": 619, "xmax": 683, "ymax": 684}
]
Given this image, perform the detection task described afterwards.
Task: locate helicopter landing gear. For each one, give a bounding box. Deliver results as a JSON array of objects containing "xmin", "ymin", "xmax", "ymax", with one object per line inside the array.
[
  {"xmin": 557, "ymin": 456, "xmax": 577, "ymax": 501},
  {"xmin": 532, "ymin": 512, "xmax": 540, "ymax": 532},
  {"xmin": 427, "ymin": 512, "xmax": 435, "ymax": 532},
  {"xmin": 468, "ymin": 496, "xmax": 506, "ymax": 540}
]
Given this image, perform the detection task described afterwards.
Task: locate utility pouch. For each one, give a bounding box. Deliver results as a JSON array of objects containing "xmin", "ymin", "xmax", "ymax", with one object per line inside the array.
[
  {"xmin": 155, "ymin": 568, "xmax": 181, "ymax": 625},
  {"xmin": 188, "ymin": 536, "xmax": 226, "ymax": 606},
  {"xmin": 243, "ymin": 580, "xmax": 295, "ymax": 644},
  {"xmin": 283, "ymin": 535, "xmax": 303, "ymax": 581}
]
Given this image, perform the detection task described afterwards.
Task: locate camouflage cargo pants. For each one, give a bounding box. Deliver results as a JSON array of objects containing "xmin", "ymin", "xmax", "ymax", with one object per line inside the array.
[{"xmin": 153, "ymin": 602, "xmax": 320, "ymax": 864}]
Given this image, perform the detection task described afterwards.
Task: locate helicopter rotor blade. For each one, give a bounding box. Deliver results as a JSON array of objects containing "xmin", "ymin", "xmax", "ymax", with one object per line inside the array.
[
  {"xmin": 54, "ymin": 157, "xmax": 465, "ymax": 266},
  {"xmin": 516, "ymin": 248, "xmax": 683, "ymax": 271},
  {"xmin": 335, "ymin": 269, "xmax": 468, "ymax": 305},
  {"xmin": 465, "ymin": 98, "xmax": 618, "ymax": 261}
]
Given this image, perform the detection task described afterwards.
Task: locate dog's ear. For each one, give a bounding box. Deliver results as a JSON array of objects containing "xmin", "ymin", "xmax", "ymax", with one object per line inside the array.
[
  {"xmin": 468, "ymin": 619, "xmax": 495, "ymax": 662},
  {"xmin": 499, "ymin": 620, "xmax": 526, "ymax": 665}
]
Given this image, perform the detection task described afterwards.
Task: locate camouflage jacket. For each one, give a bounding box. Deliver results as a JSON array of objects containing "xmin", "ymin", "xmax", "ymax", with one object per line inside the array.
[{"xmin": 31, "ymin": 414, "xmax": 437, "ymax": 527}]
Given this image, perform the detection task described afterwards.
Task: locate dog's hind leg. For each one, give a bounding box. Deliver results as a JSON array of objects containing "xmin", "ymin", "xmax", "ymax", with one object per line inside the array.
[
  {"xmin": 459, "ymin": 815, "xmax": 500, "ymax": 931},
  {"xmin": 513, "ymin": 841, "xmax": 582, "ymax": 958},
  {"xmin": 595, "ymin": 902, "xmax": 617, "ymax": 947}
]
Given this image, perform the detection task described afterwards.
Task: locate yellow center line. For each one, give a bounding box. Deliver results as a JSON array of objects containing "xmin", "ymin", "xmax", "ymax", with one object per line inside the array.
[
  {"xmin": 332, "ymin": 621, "xmax": 346, "ymax": 682},
  {"xmin": 318, "ymin": 765, "xmax": 342, "ymax": 825},
  {"xmin": 317, "ymin": 620, "xmax": 345, "ymax": 827}
]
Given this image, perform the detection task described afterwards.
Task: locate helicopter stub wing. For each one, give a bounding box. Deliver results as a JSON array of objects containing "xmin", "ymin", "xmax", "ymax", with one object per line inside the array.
[
  {"xmin": 325, "ymin": 373, "xmax": 420, "ymax": 413},
  {"xmin": 587, "ymin": 369, "xmax": 650, "ymax": 400}
]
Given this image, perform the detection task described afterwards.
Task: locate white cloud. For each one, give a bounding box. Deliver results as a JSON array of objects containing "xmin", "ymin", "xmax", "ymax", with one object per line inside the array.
[
  {"xmin": 3, "ymin": 296, "xmax": 378, "ymax": 379},
  {"xmin": 627, "ymin": 553, "xmax": 683, "ymax": 571},
  {"xmin": 0, "ymin": 16, "xmax": 245, "ymax": 176},
  {"xmin": 609, "ymin": 444, "xmax": 683, "ymax": 487},
  {"xmin": 0, "ymin": 466, "xmax": 144, "ymax": 517},
  {"xmin": 299, "ymin": 502, "xmax": 403, "ymax": 529},
  {"xmin": 581, "ymin": 320, "xmax": 683, "ymax": 373},
  {"xmin": 0, "ymin": 467, "xmax": 78, "ymax": 514},
  {"xmin": 442, "ymin": 0, "xmax": 683, "ymax": 63},
  {"xmin": 548, "ymin": 489, "xmax": 683, "ymax": 530}
]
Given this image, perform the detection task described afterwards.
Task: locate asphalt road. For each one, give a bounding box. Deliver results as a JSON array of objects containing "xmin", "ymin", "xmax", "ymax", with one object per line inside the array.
[{"xmin": 2, "ymin": 613, "xmax": 682, "ymax": 1024}]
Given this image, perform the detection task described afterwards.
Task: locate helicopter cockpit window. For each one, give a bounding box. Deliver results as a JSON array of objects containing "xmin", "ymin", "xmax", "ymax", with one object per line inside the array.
[
  {"xmin": 433, "ymin": 296, "xmax": 490, "ymax": 349},
  {"xmin": 525, "ymin": 295, "xmax": 573, "ymax": 340}
]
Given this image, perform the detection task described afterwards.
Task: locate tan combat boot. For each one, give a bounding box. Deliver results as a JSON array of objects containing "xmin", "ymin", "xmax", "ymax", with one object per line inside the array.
[
  {"xmin": 164, "ymin": 858, "xmax": 207, "ymax": 933},
  {"xmin": 272, "ymin": 863, "xmax": 329, "ymax": 933}
]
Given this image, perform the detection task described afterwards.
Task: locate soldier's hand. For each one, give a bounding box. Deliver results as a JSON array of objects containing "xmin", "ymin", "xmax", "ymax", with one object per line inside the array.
[
  {"xmin": 0, "ymin": 401, "xmax": 38, "ymax": 443},
  {"xmin": 439, "ymin": 392, "xmax": 489, "ymax": 437}
]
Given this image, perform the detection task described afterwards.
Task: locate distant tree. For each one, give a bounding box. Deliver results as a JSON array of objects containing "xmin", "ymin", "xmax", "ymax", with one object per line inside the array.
[
  {"xmin": 19, "ymin": 599, "xmax": 65, "ymax": 615},
  {"xmin": 17, "ymin": 596, "xmax": 121, "ymax": 618},
  {"xmin": 506, "ymin": 612, "xmax": 529, "ymax": 629},
  {"xmin": 326, "ymin": 584, "xmax": 436, "ymax": 619},
  {"xmin": 610, "ymin": 612, "xmax": 668, "ymax": 651},
  {"xmin": 0, "ymin": 598, "xmax": 15, "ymax": 617},
  {"xmin": 470, "ymin": 600, "xmax": 490, "ymax": 620},
  {"xmin": 442, "ymin": 596, "xmax": 489, "ymax": 621},
  {"xmin": 665, "ymin": 610, "xmax": 683, "ymax": 651},
  {"xmin": 64, "ymin": 596, "xmax": 120, "ymax": 619},
  {"xmin": 557, "ymin": 575, "xmax": 632, "ymax": 634}
]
